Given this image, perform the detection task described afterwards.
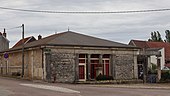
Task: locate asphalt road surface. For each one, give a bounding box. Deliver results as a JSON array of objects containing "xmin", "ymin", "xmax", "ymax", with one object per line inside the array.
[{"xmin": 0, "ymin": 77, "xmax": 170, "ymax": 96}]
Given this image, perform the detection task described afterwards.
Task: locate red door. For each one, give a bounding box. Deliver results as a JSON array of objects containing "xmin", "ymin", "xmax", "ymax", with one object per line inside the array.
[
  {"xmin": 106, "ymin": 64, "xmax": 109, "ymax": 76},
  {"xmin": 105, "ymin": 60, "xmax": 109, "ymax": 76},
  {"xmin": 79, "ymin": 65, "xmax": 85, "ymax": 79},
  {"xmin": 91, "ymin": 64, "xmax": 96, "ymax": 79}
]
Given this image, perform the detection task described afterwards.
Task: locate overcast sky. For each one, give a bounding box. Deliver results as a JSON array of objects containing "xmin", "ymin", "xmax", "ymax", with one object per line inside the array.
[{"xmin": 1, "ymin": 0, "xmax": 170, "ymax": 47}]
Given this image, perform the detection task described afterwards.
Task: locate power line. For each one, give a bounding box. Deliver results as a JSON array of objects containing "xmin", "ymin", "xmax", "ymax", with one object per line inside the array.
[
  {"xmin": 6, "ymin": 26, "xmax": 22, "ymax": 30},
  {"xmin": 0, "ymin": 6, "xmax": 170, "ymax": 14},
  {"xmin": 0, "ymin": 27, "xmax": 5, "ymax": 30},
  {"xmin": 0, "ymin": 26, "xmax": 22, "ymax": 32}
]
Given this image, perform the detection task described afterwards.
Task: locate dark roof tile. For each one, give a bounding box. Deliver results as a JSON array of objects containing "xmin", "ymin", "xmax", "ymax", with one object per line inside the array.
[{"xmin": 10, "ymin": 31, "xmax": 137, "ymax": 51}]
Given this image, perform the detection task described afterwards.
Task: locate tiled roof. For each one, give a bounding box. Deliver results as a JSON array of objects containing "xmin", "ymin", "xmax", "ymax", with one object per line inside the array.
[
  {"xmin": 10, "ymin": 31, "xmax": 136, "ymax": 51},
  {"xmin": 165, "ymin": 64, "xmax": 170, "ymax": 68},
  {"xmin": 130, "ymin": 40, "xmax": 170, "ymax": 60},
  {"xmin": 12, "ymin": 36, "xmax": 36, "ymax": 48},
  {"xmin": 129, "ymin": 40, "xmax": 149, "ymax": 48},
  {"xmin": 147, "ymin": 41, "xmax": 170, "ymax": 60}
]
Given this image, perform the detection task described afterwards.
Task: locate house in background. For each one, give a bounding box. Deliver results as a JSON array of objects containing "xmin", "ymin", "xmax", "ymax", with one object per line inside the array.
[
  {"xmin": 12, "ymin": 36, "xmax": 36, "ymax": 48},
  {"xmin": 129, "ymin": 40, "xmax": 170, "ymax": 80},
  {"xmin": 0, "ymin": 31, "xmax": 139, "ymax": 83},
  {"xmin": 0, "ymin": 29, "xmax": 9, "ymax": 52},
  {"xmin": 0, "ymin": 29, "xmax": 10, "ymax": 76}
]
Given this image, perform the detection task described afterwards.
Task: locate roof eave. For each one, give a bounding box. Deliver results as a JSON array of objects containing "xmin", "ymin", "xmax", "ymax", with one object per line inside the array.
[{"xmin": 45, "ymin": 44, "xmax": 139, "ymax": 49}]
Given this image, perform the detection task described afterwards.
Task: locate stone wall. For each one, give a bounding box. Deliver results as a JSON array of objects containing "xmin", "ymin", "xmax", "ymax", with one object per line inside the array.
[
  {"xmin": 46, "ymin": 51, "xmax": 76, "ymax": 83},
  {"xmin": 114, "ymin": 54, "xmax": 134, "ymax": 79},
  {"xmin": 0, "ymin": 52, "xmax": 23, "ymax": 76},
  {"xmin": 0, "ymin": 48, "xmax": 43, "ymax": 80}
]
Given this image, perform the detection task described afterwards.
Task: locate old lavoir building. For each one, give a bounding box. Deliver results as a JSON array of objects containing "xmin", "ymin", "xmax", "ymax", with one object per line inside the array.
[{"xmin": 0, "ymin": 31, "xmax": 139, "ymax": 83}]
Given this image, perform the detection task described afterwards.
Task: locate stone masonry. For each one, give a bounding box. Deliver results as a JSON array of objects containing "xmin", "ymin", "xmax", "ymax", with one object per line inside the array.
[
  {"xmin": 46, "ymin": 52, "xmax": 76, "ymax": 83},
  {"xmin": 43, "ymin": 48, "xmax": 138, "ymax": 83},
  {"xmin": 114, "ymin": 54, "xmax": 134, "ymax": 80}
]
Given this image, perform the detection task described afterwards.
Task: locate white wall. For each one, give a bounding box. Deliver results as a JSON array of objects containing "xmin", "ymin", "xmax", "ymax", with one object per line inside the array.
[{"xmin": 150, "ymin": 48, "xmax": 165, "ymax": 70}]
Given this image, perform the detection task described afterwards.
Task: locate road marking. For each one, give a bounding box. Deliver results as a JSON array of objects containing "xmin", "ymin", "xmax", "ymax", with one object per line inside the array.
[
  {"xmin": 20, "ymin": 84, "xmax": 80, "ymax": 94},
  {"xmin": 0, "ymin": 87, "xmax": 13, "ymax": 96}
]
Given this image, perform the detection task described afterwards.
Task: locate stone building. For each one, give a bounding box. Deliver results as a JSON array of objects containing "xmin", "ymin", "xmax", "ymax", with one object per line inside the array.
[
  {"xmin": 0, "ymin": 29, "xmax": 9, "ymax": 52},
  {"xmin": 0, "ymin": 31, "xmax": 139, "ymax": 83}
]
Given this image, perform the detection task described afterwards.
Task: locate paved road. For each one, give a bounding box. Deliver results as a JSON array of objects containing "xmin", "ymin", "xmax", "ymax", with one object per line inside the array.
[{"xmin": 0, "ymin": 77, "xmax": 170, "ymax": 96}]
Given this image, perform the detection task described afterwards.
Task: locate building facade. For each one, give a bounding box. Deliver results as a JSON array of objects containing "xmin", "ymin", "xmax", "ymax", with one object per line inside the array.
[
  {"xmin": 0, "ymin": 31, "xmax": 139, "ymax": 83},
  {"xmin": 0, "ymin": 31, "xmax": 9, "ymax": 52}
]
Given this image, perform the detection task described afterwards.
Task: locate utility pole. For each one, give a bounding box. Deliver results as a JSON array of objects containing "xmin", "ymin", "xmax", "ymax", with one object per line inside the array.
[
  {"xmin": 21, "ymin": 24, "xmax": 25, "ymax": 78},
  {"xmin": 157, "ymin": 56, "xmax": 161, "ymax": 82},
  {"xmin": 143, "ymin": 48, "xmax": 147, "ymax": 83}
]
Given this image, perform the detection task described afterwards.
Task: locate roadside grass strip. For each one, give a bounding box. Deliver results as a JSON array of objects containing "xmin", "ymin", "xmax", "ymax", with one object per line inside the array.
[{"xmin": 20, "ymin": 83, "xmax": 80, "ymax": 93}]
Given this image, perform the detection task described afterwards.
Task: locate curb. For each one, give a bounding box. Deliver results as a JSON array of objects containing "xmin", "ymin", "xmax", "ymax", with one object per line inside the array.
[{"xmin": 93, "ymin": 85, "xmax": 170, "ymax": 90}]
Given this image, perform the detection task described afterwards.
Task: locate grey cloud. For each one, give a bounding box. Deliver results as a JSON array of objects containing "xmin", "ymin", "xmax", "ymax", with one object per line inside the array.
[{"xmin": 1, "ymin": 0, "xmax": 170, "ymax": 47}]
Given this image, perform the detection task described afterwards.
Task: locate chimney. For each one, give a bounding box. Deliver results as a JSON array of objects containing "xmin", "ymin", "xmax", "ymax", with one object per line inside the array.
[
  {"xmin": 38, "ymin": 35, "xmax": 42, "ymax": 40},
  {"xmin": 3, "ymin": 28, "xmax": 6, "ymax": 37}
]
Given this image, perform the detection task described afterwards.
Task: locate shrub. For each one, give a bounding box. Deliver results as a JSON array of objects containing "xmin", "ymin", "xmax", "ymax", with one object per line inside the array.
[
  {"xmin": 12, "ymin": 72, "xmax": 21, "ymax": 76},
  {"xmin": 161, "ymin": 71, "xmax": 170, "ymax": 81},
  {"xmin": 96, "ymin": 74, "xmax": 113, "ymax": 81}
]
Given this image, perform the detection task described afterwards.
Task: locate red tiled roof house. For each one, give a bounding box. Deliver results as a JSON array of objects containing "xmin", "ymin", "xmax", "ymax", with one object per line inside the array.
[{"xmin": 129, "ymin": 40, "xmax": 170, "ymax": 80}]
